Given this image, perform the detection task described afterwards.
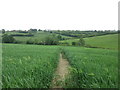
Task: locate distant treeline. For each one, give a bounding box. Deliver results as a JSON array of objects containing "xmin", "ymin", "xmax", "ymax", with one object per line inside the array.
[
  {"xmin": 50, "ymin": 30, "xmax": 118, "ymax": 38},
  {"xmin": 2, "ymin": 33, "xmax": 61, "ymax": 45},
  {"xmin": 1, "ymin": 29, "xmax": 119, "ymax": 46},
  {"xmin": 11, "ymin": 34, "xmax": 33, "ymax": 37}
]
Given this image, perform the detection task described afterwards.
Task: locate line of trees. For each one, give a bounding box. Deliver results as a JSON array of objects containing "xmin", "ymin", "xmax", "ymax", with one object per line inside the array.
[
  {"xmin": 26, "ymin": 35, "xmax": 59, "ymax": 45},
  {"xmin": 2, "ymin": 34, "xmax": 60, "ymax": 45},
  {"xmin": 52, "ymin": 30, "xmax": 118, "ymax": 38}
]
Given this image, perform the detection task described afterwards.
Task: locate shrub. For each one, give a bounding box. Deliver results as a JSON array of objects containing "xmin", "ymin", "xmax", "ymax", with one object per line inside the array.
[
  {"xmin": 2, "ymin": 34, "xmax": 15, "ymax": 43},
  {"xmin": 26, "ymin": 40, "xmax": 34, "ymax": 44},
  {"xmin": 2, "ymin": 29, "xmax": 5, "ymax": 34},
  {"xmin": 72, "ymin": 42, "xmax": 77, "ymax": 46},
  {"xmin": 13, "ymin": 40, "xmax": 22, "ymax": 44},
  {"xmin": 44, "ymin": 36, "xmax": 59, "ymax": 45},
  {"xmin": 78, "ymin": 38, "xmax": 85, "ymax": 46}
]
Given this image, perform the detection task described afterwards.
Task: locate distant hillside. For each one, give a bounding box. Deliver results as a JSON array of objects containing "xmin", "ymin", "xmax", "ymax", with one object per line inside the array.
[
  {"xmin": 60, "ymin": 34, "xmax": 118, "ymax": 50},
  {"xmin": 3, "ymin": 31, "xmax": 73, "ymax": 44},
  {"xmin": 84, "ymin": 34, "xmax": 118, "ymax": 50}
]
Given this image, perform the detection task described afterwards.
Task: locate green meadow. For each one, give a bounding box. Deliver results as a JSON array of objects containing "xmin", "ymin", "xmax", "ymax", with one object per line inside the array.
[
  {"xmin": 60, "ymin": 34, "xmax": 118, "ymax": 50},
  {"xmin": 6, "ymin": 31, "xmax": 72, "ymax": 44}
]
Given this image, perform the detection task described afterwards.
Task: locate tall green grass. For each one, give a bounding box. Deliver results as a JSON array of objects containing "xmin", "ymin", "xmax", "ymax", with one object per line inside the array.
[
  {"xmin": 63, "ymin": 46, "xmax": 118, "ymax": 88},
  {"xmin": 2, "ymin": 44, "xmax": 118, "ymax": 88},
  {"xmin": 2, "ymin": 44, "xmax": 60, "ymax": 88}
]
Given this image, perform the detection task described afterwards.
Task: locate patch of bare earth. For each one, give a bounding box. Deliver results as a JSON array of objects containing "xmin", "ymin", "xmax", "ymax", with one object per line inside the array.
[{"xmin": 51, "ymin": 53, "xmax": 70, "ymax": 89}]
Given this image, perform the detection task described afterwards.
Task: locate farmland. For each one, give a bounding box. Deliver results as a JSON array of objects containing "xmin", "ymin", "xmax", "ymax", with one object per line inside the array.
[
  {"xmin": 6, "ymin": 31, "xmax": 54, "ymax": 44},
  {"xmin": 5, "ymin": 31, "xmax": 72, "ymax": 44},
  {"xmin": 62, "ymin": 46, "xmax": 118, "ymax": 88},
  {"xmin": 84, "ymin": 34, "xmax": 118, "ymax": 49},
  {"xmin": 2, "ymin": 44, "xmax": 60, "ymax": 88},
  {"xmin": 1, "ymin": 30, "xmax": 119, "ymax": 89},
  {"xmin": 2, "ymin": 44, "xmax": 118, "ymax": 88},
  {"xmin": 60, "ymin": 34, "xmax": 118, "ymax": 50}
]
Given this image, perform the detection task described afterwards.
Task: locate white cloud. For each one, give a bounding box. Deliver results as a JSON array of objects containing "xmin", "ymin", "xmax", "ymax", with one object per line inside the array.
[{"xmin": 0, "ymin": 0, "xmax": 119, "ymax": 30}]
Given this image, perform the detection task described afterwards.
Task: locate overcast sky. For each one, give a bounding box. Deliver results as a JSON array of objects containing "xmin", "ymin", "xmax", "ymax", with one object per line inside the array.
[{"xmin": 0, "ymin": 0, "xmax": 119, "ymax": 30}]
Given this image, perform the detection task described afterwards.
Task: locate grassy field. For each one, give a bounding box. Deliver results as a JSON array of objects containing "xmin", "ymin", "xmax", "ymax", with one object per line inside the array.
[
  {"xmin": 84, "ymin": 34, "xmax": 118, "ymax": 49},
  {"xmin": 2, "ymin": 44, "xmax": 60, "ymax": 88},
  {"xmin": 13, "ymin": 31, "xmax": 53, "ymax": 43},
  {"xmin": 5, "ymin": 31, "xmax": 72, "ymax": 44},
  {"xmin": 60, "ymin": 34, "xmax": 118, "ymax": 50},
  {"xmin": 6, "ymin": 31, "xmax": 29, "ymax": 35},
  {"xmin": 2, "ymin": 43, "xmax": 118, "ymax": 88},
  {"xmin": 62, "ymin": 46, "xmax": 118, "ymax": 88}
]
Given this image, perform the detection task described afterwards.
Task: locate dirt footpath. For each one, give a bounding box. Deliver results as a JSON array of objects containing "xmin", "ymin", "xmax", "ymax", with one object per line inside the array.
[{"xmin": 51, "ymin": 53, "xmax": 70, "ymax": 88}]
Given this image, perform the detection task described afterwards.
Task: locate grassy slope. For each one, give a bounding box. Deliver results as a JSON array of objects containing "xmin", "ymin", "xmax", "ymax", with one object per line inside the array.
[
  {"xmin": 12, "ymin": 31, "xmax": 52, "ymax": 43},
  {"xmin": 60, "ymin": 34, "xmax": 118, "ymax": 50},
  {"xmin": 6, "ymin": 31, "xmax": 73, "ymax": 43},
  {"xmin": 84, "ymin": 34, "xmax": 118, "ymax": 49}
]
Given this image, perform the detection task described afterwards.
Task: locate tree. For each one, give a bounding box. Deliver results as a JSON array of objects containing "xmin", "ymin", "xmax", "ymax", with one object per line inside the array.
[
  {"xmin": 2, "ymin": 29, "xmax": 5, "ymax": 34},
  {"xmin": 44, "ymin": 36, "xmax": 59, "ymax": 45},
  {"xmin": 38, "ymin": 29, "xmax": 42, "ymax": 31},
  {"xmin": 72, "ymin": 42, "xmax": 76, "ymax": 46},
  {"xmin": 26, "ymin": 40, "xmax": 34, "ymax": 44},
  {"xmin": 2, "ymin": 34, "xmax": 15, "ymax": 43},
  {"xmin": 57, "ymin": 34, "xmax": 62, "ymax": 40},
  {"xmin": 28, "ymin": 28, "xmax": 37, "ymax": 33},
  {"xmin": 50, "ymin": 31, "xmax": 53, "ymax": 33},
  {"xmin": 78, "ymin": 38, "xmax": 85, "ymax": 46},
  {"xmin": 44, "ymin": 30, "xmax": 47, "ymax": 32}
]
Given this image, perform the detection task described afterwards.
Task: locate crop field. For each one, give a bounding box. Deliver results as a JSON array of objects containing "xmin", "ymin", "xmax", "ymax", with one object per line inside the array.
[
  {"xmin": 60, "ymin": 34, "xmax": 118, "ymax": 50},
  {"xmin": 2, "ymin": 43, "xmax": 118, "ymax": 88},
  {"xmin": 62, "ymin": 46, "xmax": 118, "ymax": 88},
  {"xmin": 2, "ymin": 44, "xmax": 60, "ymax": 88}
]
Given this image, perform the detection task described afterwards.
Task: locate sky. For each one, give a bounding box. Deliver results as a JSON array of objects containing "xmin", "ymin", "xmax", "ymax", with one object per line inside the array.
[{"xmin": 0, "ymin": 0, "xmax": 119, "ymax": 30}]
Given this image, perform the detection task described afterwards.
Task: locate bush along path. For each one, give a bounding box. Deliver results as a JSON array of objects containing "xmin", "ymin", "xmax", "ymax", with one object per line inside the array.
[{"xmin": 51, "ymin": 53, "xmax": 70, "ymax": 88}]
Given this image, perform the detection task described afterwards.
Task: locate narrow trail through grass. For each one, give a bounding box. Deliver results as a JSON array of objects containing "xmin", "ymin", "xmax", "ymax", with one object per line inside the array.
[{"xmin": 51, "ymin": 53, "xmax": 70, "ymax": 88}]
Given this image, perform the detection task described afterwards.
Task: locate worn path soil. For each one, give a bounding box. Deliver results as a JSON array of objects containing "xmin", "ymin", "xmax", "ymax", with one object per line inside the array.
[{"xmin": 51, "ymin": 53, "xmax": 70, "ymax": 88}]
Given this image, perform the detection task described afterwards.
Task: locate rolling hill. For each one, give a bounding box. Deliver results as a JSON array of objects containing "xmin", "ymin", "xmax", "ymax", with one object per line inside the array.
[{"xmin": 60, "ymin": 34, "xmax": 118, "ymax": 50}]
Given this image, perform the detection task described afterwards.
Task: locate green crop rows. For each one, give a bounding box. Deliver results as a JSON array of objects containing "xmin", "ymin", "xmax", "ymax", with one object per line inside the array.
[
  {"xmin": 2, "ymin": 44, "xmax": 60, "ymax": 88},
  {"xmin": 62, "ymin": 46, "xmax": 118, "ymax": 88},
  {"xmin": 2, "ymin": 44, "xmax": 118, "ymax": 88}
]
